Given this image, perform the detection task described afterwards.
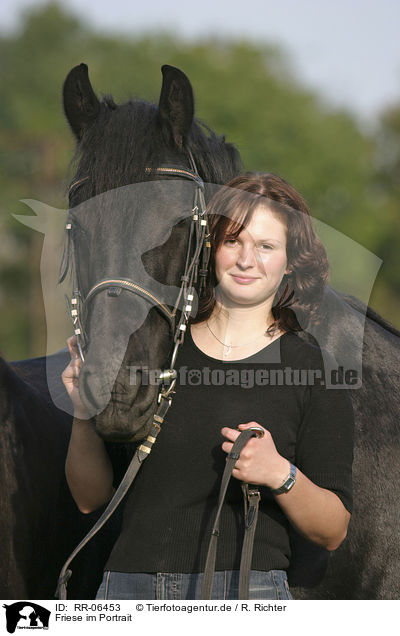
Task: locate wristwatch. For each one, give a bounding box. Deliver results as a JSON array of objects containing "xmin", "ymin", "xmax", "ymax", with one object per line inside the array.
[{"xmin": 270, "ymin": 463, "xmax": 297, "ymax": 495}]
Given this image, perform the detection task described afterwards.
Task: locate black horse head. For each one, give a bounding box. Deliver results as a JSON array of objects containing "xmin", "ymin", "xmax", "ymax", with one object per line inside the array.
[{"xmin": 62, "ymin": 63, "xmax": 242, "ymax": 440}]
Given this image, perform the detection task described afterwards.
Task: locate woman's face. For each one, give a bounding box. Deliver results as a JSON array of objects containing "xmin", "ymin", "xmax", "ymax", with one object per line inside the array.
[{"xmin": 214, "ymin": 205, "xmax": 289, "ymax": 308}]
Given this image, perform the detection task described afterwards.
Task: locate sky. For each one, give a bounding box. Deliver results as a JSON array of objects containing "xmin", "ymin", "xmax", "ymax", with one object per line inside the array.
[{"xmin": 2, "ymin": 0, "xmax": 400, "ymax": 124}]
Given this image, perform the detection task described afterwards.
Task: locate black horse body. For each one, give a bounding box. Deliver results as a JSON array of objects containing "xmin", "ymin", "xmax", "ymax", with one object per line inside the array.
[
  {"xmin": 294, "ymin": 292, "xmax": 400, "ymax": 598},
  {"xmin": 2, "ymin": 64, "xmax": 399, "ymax": 599},
  {"xmin": 0, "ymin": 352, "xmax": 71, "ymax": 598}
]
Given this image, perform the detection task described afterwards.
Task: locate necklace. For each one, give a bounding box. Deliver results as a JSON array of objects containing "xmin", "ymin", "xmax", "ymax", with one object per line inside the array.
[{"xmin": 206, "ymin": 321, "xmax": 268, "ymax": 356}]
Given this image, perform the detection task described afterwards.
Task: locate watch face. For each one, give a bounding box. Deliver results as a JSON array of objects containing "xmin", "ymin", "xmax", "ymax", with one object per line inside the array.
[{"xmin": 286, "ymin": 477, "xmax": 296, "ymax": 492}]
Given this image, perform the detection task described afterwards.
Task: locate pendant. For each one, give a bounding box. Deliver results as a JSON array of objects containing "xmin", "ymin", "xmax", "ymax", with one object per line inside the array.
[{"xmin": 225, "ymin": 345, "xmax": 231, "ymax": 355}]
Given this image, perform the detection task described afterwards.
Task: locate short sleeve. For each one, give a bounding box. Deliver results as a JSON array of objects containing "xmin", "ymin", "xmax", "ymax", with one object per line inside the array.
[
  {"xmin": 104, "ymin": 442, "xmax": 135, "ymax": 488},
  {"xmin": 296, "ymin": 380, "xmax": 354, "ymax": 513}
]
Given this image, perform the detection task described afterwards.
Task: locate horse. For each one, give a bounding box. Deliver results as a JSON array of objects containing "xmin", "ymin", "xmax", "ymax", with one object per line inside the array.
[
  {"xmin": 0, "ymin": 63, "xmax": 242, "ymax": 600},
  {"xmin": 61, "ymin": 63, "xmax": 242, "ymax": 437},
  {"xmin": 3, "ymin": 62, "xmax": 399, "ymax": 599},
  {"xmin": 62, "ymin": 63, "xmax": 400, "ymax": 599}
]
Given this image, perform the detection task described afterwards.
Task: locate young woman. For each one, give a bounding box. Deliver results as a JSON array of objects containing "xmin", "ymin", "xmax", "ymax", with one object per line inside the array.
[{"xmin": 63, "ymin": 172, "xmax": 354, "ymax": 600}]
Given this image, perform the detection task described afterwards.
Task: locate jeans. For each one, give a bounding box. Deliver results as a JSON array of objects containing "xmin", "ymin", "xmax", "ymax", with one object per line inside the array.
[{"xmin": 96, "ymin": 569, "xmax": 293, "ymax": 600}]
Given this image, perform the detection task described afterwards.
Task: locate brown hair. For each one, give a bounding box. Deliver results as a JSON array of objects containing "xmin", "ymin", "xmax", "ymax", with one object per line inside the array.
[{"xmin": 194, "ymin": 172, "xmax": 329, "ymax": 333}]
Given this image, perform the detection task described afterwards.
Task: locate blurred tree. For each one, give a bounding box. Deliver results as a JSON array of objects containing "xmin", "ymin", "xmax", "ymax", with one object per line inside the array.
[
  {"xmin": 368, "ymin": 104, "xmax": 400, "ymax": 322},
  {"xmin": 0, "ymin": 2, "xmax": 398, "ymax": 359}
]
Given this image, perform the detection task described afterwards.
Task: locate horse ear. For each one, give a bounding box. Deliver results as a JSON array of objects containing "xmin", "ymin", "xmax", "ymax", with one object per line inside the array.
[
  {"xmin": 158, "ymin": 65, "xmax": 194, "ymax": 149},
  {"xmin": 63, "ymin": 63, "xmax": 100, "ymax": 141}
]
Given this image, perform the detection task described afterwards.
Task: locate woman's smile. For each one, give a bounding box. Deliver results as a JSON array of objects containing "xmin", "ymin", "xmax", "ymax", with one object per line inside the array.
[
  {"xmin": 230, "ymin": 274, "xmax": 260, "ymax": 284},
  {"xmin": 215, "ymin": 204, "xmax": 289, "ymax": 307}
]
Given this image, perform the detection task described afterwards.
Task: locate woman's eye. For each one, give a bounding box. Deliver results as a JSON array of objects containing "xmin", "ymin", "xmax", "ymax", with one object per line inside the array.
[
  {"xmin": 260, "ymin": 244, "xmax": 273, "ymax": 250},
  {"xmin": 224, "ymin": 239, "xmax": 238, "ymax": 246}
]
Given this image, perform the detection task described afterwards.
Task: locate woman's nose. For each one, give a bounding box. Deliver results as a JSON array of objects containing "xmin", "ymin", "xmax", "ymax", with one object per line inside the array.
[{"xmin": 237, "ymin": 243, "xmax": 257, "ymax": 268}]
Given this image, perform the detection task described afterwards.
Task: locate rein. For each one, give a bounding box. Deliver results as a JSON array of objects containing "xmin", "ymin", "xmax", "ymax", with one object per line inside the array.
[{"xmin": 201, "ymin": 426, "xmax": 264, "ymax": 599}]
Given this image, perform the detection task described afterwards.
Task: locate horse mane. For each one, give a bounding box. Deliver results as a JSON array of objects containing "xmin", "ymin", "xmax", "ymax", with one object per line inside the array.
[
  {"xmin": 67, "ymin": 95, "xmax": 242, "ymax": 202},
  {"xmin": 342, "ymin": 293, "xmax": 400, "ymax": 337}
]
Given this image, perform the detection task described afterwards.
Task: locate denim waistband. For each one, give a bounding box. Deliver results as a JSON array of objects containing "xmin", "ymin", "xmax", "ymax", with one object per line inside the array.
[{"xmin": 96, "ymin": 569, "xmax": 292, "ymax": 600}]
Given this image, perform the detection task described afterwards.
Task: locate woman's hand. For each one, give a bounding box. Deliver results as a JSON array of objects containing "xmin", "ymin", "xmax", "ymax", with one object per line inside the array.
[
  {"xmin": 62, "ymin": 336, "xmax": 89, "ymax": 420},
  {"xmin": 222, "ymin": 421, "xmax": 350, "ymax": 551},
  {"xmin": 221, "ymin": 421, "xmax": 290, "ymax": 489}
]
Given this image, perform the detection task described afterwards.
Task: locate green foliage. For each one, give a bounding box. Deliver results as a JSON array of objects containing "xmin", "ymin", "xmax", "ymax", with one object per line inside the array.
[
  {"xmin": 367, "ymin": 104, "xmax": 400, "ymax": 321},
  {"xmin": 0, "ymin": 2, "xmax": 399, "ymax": 358}
]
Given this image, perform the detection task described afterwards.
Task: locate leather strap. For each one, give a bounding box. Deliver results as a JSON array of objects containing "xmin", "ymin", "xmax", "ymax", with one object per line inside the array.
[
  {"xmin": 201, "ymin": 428, "xmax": 261, "ymax": 599},
  {"xmin": 239, "ymin": 484, "xmax": 260, "ymax": 598},
  {"xmin": 56, "ymin": 395, "xmax": 172, "ymax": 600}
]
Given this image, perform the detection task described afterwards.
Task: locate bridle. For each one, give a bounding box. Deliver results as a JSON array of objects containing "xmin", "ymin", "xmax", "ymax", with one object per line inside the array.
[
  {"xmin": 65, "ymin": 152, "xmax": 211, "ymax": 396},
  {"xmin": 57, "ymin": 153, "xmax": 213, "ymax": 598}
]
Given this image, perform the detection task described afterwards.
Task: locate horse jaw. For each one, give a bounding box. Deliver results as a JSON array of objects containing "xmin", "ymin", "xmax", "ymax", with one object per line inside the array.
[
  {"xmin": 79, "ymin": 310, "xmax": 172, "ymax": 442},
  {"xmin": 94, "ymin": 382, "xmax": 160, "ymax": 443}
]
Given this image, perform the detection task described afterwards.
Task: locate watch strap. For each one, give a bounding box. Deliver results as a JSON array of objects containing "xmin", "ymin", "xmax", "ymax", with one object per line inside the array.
[{"xmin": 270, "ymin": 463, "xmax": 297, "ymax": 495}]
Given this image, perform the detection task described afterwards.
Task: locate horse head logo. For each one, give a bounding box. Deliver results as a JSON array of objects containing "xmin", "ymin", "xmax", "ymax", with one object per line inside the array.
[{"xmin": 2, "ymin": 602, "xmax": 50, "ymax": 634}]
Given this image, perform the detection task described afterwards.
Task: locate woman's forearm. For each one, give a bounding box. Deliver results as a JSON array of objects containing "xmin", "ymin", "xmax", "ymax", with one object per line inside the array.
[
  {"xmin": 65, "ymin": 416, "xmax": 115, "ymax": 514},
  {"xmin": 221, "ymin": 424, "xmax": 350, "ymax": 551},
  {"xmin": 274, "ymin": 467, "xmax": 350, "ymax": 551}
]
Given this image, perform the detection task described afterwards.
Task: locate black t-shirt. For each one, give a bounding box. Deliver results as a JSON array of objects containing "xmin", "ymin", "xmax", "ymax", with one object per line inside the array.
[{"xmin": 105, "ymin": 330, "xmax": 354, "ymax": 574}]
